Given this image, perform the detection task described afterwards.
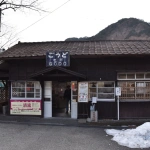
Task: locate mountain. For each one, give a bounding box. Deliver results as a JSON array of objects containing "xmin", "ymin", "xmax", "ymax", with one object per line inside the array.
[{"xmin": 65, "ymin": 18, "xmax": 150, "ymax": 41}]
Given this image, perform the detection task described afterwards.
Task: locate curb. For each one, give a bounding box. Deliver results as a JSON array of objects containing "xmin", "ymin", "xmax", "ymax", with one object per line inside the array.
[{"xmin": 0, "ymin": 120, "xmax": 138, "ymax": 129}]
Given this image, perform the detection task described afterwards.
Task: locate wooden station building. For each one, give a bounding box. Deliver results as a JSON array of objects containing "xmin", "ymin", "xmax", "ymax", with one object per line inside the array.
[{"xmin": 0, "ymin": 40, "xmax": 150, "ymax": 119}]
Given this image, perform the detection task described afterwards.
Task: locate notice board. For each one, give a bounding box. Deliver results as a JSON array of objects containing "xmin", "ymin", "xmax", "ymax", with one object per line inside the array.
[{"xmin": 78, "ymin": 82, "xmax": 88, "ymax": 102}]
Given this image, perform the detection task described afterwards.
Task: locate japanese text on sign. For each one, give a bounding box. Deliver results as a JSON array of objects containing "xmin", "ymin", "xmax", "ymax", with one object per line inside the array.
[
  {"xmin": 46, "ymin": 51, "xmax": 70, "ymax": 67},
  {"xmin": 116, "ymin": 87, "xmax": 121, "ymax": 96},
  {"xmin": 10, "ymin": 100, "xmax": 41, "ymax": 115}
]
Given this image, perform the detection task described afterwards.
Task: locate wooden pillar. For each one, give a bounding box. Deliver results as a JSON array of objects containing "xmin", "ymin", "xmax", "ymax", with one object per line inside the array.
[
  {"xmin": 8, "ymin": 81, "xmax": 11, "ymax": 115},
  {"xmin": 40, "ymin": 80, "xmax": 44, "ymax": 118}
]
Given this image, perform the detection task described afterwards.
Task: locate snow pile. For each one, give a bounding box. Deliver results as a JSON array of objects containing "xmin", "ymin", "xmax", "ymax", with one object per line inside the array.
[{"xmin": 105, "ymin": 122, "xmax": 150, "ymax": 148}]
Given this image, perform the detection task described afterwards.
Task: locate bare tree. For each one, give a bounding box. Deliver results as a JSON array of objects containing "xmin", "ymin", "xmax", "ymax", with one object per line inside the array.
[
  {"xmin": 0, "ymin": 0, "xmax": 45, "ymax": 49},
  {"xmin": 0, "ymin": 0, "xmax": 44, "ymax": 28},
  {"xmin": 0, "ymin": 0, "xmax": 43, "ymax": 12}
]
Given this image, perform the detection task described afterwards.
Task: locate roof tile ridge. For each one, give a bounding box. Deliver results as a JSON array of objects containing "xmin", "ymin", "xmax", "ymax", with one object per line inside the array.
[
  {"xmin": 113, "ymin": 41, "xmax": 123, "ymax": 54},
  {"xmin": 121, "ymin": 42, "xmax": 130, "ymax": 54},
  {"xmin": 142, "ymin": 41, "xmax": 150, "ymax": 53},
  {"xmin": 15, "ymin": 40, "xmax": 150, "ymax": 45},
  {"xmin": 97, "ymin": 41, "xmax": 103, "ymax": 54},
  {"xmin": 94, "ymin": 41, "xmax": 98, "ymax": 54},
  {"xmin": 126, "ymin": 42, "xmax": 139, "ymax": 54},
  {"xmin": 109, "ymin": 41, "xmax": 118, "ymax": 54},
  {"xmin": 104, "ymin": 41, "xmax": 110, "ymax": 54},
  {"xmin": 132, "ymin": 42, "xmax": 143, "ymax": 54}
]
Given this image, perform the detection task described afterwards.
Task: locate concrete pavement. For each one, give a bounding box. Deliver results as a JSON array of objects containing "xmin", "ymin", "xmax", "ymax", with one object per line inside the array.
[{"xmin": 0, "ymin": 115, "xmax": 150, "ymax": 128}]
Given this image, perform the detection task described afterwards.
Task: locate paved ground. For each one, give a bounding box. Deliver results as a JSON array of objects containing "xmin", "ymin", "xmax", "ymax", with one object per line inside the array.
[
  {"xmin": 0, "ymin": 123, "xmax": 145, "ymax": 150},
  {"xmin": 0, "ymin": 115, "xmax": 150, "ymax": 128}
]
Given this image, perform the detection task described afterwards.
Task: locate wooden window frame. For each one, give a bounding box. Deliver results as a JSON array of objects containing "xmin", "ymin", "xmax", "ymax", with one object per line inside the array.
[
  {"xmin": 117, "ymin": 72, "xmax": 150, "ymax": 80},
  {"xmin": 117, "ymin": 72, "xmax": 150, "ymax": 101},
  {"xmin": 11, "ymin": 81, "xmax": 41, "ymax": 100},
  {"xmin": 88, "ymin": 81, "xmax": 115, "ymax": 101}
]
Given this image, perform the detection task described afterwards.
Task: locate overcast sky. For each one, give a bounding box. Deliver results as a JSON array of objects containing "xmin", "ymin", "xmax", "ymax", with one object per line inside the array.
[{"xmin": 1, "ymin": 0, "xmax": 150, "ymax": 48}]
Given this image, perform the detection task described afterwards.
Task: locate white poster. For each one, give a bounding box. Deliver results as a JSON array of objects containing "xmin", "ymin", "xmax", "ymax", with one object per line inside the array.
[{"xmin": 78, "ymin": 82, "xmax": 88, "ymax": 102}]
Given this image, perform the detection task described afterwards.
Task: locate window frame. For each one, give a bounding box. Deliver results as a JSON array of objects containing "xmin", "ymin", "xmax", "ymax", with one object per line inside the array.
[
  {"xmin": 11, "ymin": 81, "xmax": 41, "ymax": 100},
  {"xmin": 88, "ymin": 81, "xmax": 115, "ymax": 102},
  {"xmin": 117, "ymin": 72, "xmax": 150, "ymax": 101},
  {"xmin": 117, "ymin": 72, "xmax": 150, "ymax": 80}
]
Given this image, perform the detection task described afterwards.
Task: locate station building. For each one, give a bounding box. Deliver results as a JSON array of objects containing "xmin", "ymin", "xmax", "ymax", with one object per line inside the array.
[{"xmin": 0, "ymin": 40, "xmax": 150, "ymax": 119}]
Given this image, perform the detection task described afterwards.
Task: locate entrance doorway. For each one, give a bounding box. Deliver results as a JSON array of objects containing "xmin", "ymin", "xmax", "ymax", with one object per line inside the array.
[{"xmin": 52, "ymin": 81, "xmax": 71, "ymax": 117}]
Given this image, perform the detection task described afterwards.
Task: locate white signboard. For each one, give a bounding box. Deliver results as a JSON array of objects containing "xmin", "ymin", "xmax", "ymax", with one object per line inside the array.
[
  {"xmin": 92, "ymin": 97, "xmax": 97, "ymax": 103},
  {"xmin": 116, "ymin": 87, "xmax": 121, "ymax": 96},
  {"xmin": 78, "ymin": 82, "xmax": 88, "ymax": 102},
  {"xmin": 10, "ymin": 100, "xmax": 41, "ymax": 115}
]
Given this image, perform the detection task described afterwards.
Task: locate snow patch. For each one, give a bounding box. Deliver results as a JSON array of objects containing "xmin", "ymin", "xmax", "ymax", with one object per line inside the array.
[{"xmin": 105, "ymin": 122, "xmax": 150, "ymax": 148}]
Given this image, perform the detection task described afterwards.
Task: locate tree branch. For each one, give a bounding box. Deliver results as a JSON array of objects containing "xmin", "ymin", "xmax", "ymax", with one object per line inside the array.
[{"xmin": 0, "ymin": 0, "xmax": 45, "ymax": 12}]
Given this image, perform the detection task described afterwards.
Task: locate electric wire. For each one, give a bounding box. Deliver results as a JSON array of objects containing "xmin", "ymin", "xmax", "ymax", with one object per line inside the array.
[
  {"xmin": 2, "ymin": 0, "xmax": 71, "ymax": 48},
  {"xmin": 15, "ymin": 0, "xmax": 71, "ymax": 36}
]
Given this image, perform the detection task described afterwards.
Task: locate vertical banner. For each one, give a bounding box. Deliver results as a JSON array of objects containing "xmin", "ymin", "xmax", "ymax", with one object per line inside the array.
[{"xmin": 78, "ymin": 82, "xmax": 88, "ymax": 102}]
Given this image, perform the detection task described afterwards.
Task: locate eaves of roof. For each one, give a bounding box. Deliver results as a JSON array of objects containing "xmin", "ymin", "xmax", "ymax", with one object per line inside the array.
[{"xmin": 0, "ymin": 40, "xmax": 150, "ymax": 59}]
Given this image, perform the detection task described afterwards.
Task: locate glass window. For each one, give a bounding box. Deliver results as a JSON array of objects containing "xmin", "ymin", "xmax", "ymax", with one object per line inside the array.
[
  {"xmin": 26, "ymin": 93, "xmax": 34, "ymax": 98},
  {"xmin": 136, "ymin": 73, "xmax": 144, "ymax": 79},
  {"xmin": 71, "ymin": 81, "xmax": 78, "ymax": 102},
  {"xmin": 118, "ymin": 81, "xmax": 150, "ymax": 100},
  {"xmin": 118, "ymin": 72, "xmax": 150, "ymax": 80},
  {"xmin": 89, "ymin": 82, "xmax": 97, "ymax": 88},
  {"xmin": 98, "ymin": 94, "xmax": 114, "ymax": 99},
  {"xmin": 97, "ymin": 82, "xmax": 104, "ymax": 87},
  {"xmin": 118, "ymin": 74, "xmax": 126, "ymax": 79},
  {"xmin": 127, "ymin": 74, "xmax": 135, "ymax": 79},
  {"xmin": 11, "ymin": 81, "xmax": 41, "ymax": 99},
  {"xmin": 145, "ymin": 73, "xmax": 150, "ymax": 79},
  {"xmin": 117, "ymin": 72, "xmax": 150, "ymax": 100},
  {"xmin": 12, "ymin": 82, "xmax": 25, "ymax": 87},
  {"xmin": 89, "ymin": 81, "xmax": 115, "ymax": 101},
  {"xmin": 12, "ymin": 92, "xmax": 25, "ymax": 98},
  {"xmin": 26, "ymin": 82, "xmax": 34, "ymax": 87},
  {"xmin": 118, "ymin": 82, "xmax": 135, "ymax": 99}
]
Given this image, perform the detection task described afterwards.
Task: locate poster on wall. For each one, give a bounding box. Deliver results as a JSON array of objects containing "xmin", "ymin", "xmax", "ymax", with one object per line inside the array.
[
  {"xmin": 10, "ymin": 100, "xmax": 41, "ymax": 115},
  {"xmin": 78, "ymin": 82, "xmax": 88, "ymax": 102}
]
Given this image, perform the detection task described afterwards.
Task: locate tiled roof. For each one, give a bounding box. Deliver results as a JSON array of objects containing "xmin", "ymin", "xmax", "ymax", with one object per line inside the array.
[{"xmin": 1, "ymin": 40, "xmax": 150, "ymax": 59}]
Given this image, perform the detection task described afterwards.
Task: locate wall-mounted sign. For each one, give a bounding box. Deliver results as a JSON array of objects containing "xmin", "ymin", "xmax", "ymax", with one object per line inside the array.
[
  {"xmin": 46, "ymin": 51, "xmax": 70, "ymax": 67},
  {"xmin": 10, "ymin": 100, "xmax": 41, "ymax": 115},
  {"xmin": 78, "ymin": 82, "xmax": 88, "ymax": 102},
  {"xmin": 116, "ymin": 87, "xmax": 121, "ymax": 96}
]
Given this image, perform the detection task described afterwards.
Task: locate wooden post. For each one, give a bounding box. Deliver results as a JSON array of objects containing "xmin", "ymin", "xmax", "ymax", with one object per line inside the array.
[
  {"xmin": 40, "ymin": 80, "xmax": 44, "ymax": 118},
  {"xmin": 8, "ymin": 81, "xmax": 11, "ymax": 115}
]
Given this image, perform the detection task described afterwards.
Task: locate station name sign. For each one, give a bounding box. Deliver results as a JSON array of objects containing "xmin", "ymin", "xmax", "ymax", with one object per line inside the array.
[{"xmin": 46, "ymin": 51, "xmax": 70, "ymax": 67}]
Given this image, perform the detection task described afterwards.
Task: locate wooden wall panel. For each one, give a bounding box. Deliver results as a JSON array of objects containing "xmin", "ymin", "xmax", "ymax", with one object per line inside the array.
[
  {"xmin": 7, "ymin": 56, "xmax": 150, "ymax": 119},
  {"xmin": 120, "ymin": 102, "xmax": 150, "ymax": 118},
  {"xmin": 78, "ymin": 101, "xmax": 150, "ymax": 119},
  {"xmin": 8, "ymin": 56, "xmax": 150, "ymax": 81}
]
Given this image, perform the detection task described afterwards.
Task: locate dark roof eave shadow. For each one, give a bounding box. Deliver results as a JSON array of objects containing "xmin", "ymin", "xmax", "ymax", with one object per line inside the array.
[{"xmin": 29, "ymin": 66, "xmax": 86, "ymax": 79}]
